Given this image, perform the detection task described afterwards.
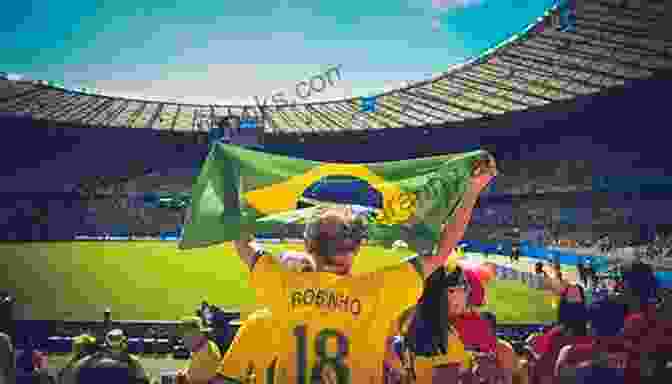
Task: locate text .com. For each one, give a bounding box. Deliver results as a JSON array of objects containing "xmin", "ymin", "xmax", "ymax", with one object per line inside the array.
[{"xmin": 254, "ymin": 64, "xmax": 343, "ymax": 107}]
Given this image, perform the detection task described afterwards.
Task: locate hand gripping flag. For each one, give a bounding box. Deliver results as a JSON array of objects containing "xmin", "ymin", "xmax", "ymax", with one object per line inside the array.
[{"xmin": 179, "ymin": 143, "xmax": 492, "ymax": 254}]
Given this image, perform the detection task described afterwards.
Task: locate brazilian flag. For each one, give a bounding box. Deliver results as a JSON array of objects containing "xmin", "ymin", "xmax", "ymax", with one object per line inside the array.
[{"xmin": 179, "ymin": 143, "xmax": 492, "ymax": 254}]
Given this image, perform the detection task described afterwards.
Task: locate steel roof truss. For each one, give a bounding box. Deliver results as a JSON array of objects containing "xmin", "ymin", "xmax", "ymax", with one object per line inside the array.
[
  {"xmin": 378, "ymin": 94, "xmax": 432, "ymax": 126},
  {"xmin": 276, "ymin": 110, "xmax": 299, "ymax": 134},
  {"xmin": 96, "ymin": 100, "xmax": 129, "ymax": 127},
  {"xmin": 587, "ymin": 0, "xmax": 664, "ymax": 23},
  {"xmin": 575, "ymin": 17, "xmax": 672, "ymax": 46},
  {"xmin": 170, "ymin": 104, "xmax": 181, "ymax": 131},
  {"xmin": 523, "ymin": 38, "xmax": 654, "ymax": 77},
  {"xmin": 431, "ymin": 80, "xmax": 512, "ymax": 113},
  {"xmin": 59, "ymin": 96, "xmax": 108, "ymax": 122},
  {"xmin": 545, "ymin": 28, "xmax": 672, "ymax": 62},
  {"xmin": 424, "ymin": 83, "xmax": 497, "ymax": 116},
  {"xmin": 351, "ymin": 100, "xmax": 398, "ymax": 129},
  {"xmin": 51, "ymin": 96, "xmax": 98, "ymax": 122},
  {"xmin": 307, "ymin": 104, "xmax": 343, "ymax": 132},
  {"xmin": 132, "ymin": 103, "xmax": 160, "ymax": 129},
  {"xmin": 465, "ymin": 68, "xmax": 562, "ymax": 103},
  {"xmin": 146, "ymin": 104, "xmax": 165, "ymax": 130},
  {"xmin": 401, "ymin": 90, "xmax": 472, "ymax": 122},
  {"xmin": 579, "ymin": 9, "xmax": 671, "ymax": 42},
  {"xmin": 396, "ymin": 90, "xmax": 463, "ymax": 122},
  {"xmin": 126, "ymin": 103, "xmax": 148, "ymax": 128},
  {"xmin": 110, "ymin": 101, "xmax": 144, "ymax": 128},
  {"xmin": 411, "ymin": 87, "xmax": 482, "ymax": 119},
  {"xmin": 574, "ymin": 21, "xmax": 672, "ymax": 57},
  {"xmin": 78, "ymin": 98, "xmax": 116, "ymax": 125},
  {"xmin": 528, "ymin": 35, "xmax": 660, "ymax": 73},
  {"xmin": 487, "ymin": 58, "xmax": 598, "ymax": 94},
  {"xmin": 319, "ymin": 104, "xmax": 355, "ymax": 131},
  {"xmin": 446, "ymin": 77, "xmax": 531, "ymax": 109},
  {"xmin": 377, "ymin": 93, "xmax": 426, "ymax": 124},
  {"xmin": 453, "ymin": 72, "xmax": 550, "ymax": 106},
  {"xmin": 27, "ymin": 92, "xmax": 74, "ymax": 119}
]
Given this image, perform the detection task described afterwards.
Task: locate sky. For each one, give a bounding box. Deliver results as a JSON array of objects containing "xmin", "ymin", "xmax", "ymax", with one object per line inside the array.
[{"xmin": 2, "ymin": 0, "xmax": 554, "ymax": 105}]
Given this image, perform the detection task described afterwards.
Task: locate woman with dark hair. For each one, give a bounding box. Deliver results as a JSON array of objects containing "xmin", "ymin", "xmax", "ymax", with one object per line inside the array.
[{"xmin": 388, "ymin": 262, "xmax": 502, "ymax": 384}]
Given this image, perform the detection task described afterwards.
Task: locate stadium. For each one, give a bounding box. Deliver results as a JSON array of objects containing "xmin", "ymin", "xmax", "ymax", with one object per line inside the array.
[{"xmin": 1, "ymin": 0, "xmax": 672, "ymax": 383}]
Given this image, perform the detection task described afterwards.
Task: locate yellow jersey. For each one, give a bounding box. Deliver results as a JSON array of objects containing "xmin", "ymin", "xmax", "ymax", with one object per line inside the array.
[
  {"xmin": 186, "ymin": 339, "xmax": 222, "ymax": 384},
  {"xmin": 389, "ymin": 306, "xmax": 471, "ymax": 384},
  {"xmin": 217, "ymin": 310, "xmax": 282, "ymax": 384},
  {"xmin": 249, "ymin": 253, "xmax": 424, "ymax": 384}
]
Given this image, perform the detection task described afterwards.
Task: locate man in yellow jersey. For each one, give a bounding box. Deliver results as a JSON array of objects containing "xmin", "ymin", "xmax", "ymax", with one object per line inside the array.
[
  {"xmin": 213, "ymin": 158, "xmax": 496, "ymax": 384},
  {"xmin": 175, "ymin": 316, "xmax": 222, "ymax": 384},
  {"xmin": 215, "ymin": 309, "xmax": 279, "ymax": 384},
  {"xmin": 215, "ymin": 252, "xmax": 317, "ymax": 384}
]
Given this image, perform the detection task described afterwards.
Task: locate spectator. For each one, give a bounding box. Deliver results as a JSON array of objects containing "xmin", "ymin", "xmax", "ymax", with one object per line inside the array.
[
  {"xmin": 391, "ymin": 262, "xmax": 502, "ymax": 384},
  {"xmin": 528, "ymin": 281, "xmax": 590, "ymax": 384},
  {"xmin": 390, "ymin": 266, "xmax": 472, "ymax": 384},
  {"xmin": 212, "ymin": 252, "xmax": 313, "ymax": 384},
  {"xmin": 214, "ymin": 309, "xmax": 276, "ymax": 384},
  {"xmin": 60, "ymin": 333, "xmax": 98, "ymax": 384},
  {"xmin": 176, "ymin": 317, "xmax": 221, "ymax": 384},
  {"xmin": 67, "ymin": 329, "xmax": 148, "ymax": 384},
  {"xmin": 15, "ymin": 338, "xmax": 54, "ymax": 384},
  {"xmin": 29, "ymin": 350, "xmax": 53, "ymax": 384},
  {"xmin": 199, "ymin": 301, "xmax": 211, "ymax": 325},
  {"xmin": 588, "ymin": 263, "xmax": 599, "ymax": 288},
  {"xmin": 535, "ymin": 262, "xmax": 548, "ymax": 278},
  {"xmin": 0, "ymin": 332, "xmax": 15, "ymax": 384},
  {"xmin": 555, "ymin": 296, "xmax": 628, "ymax": 384},
  {"xmin": 512, "ymin": 245, "xmax": 520, "ymax": 263},
  {"xmin": 618, "ymin": 260, "xmax": 672, "ymax": 381},
  {"xmin": 483, "ymin": 311, "xmax": 518, "ymax": 384},
  {"xmin": 577, "ymin": 263, "xmax": 587, "ymax": 287}
]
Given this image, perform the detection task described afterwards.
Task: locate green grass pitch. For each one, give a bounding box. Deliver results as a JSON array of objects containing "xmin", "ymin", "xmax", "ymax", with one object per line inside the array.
[{"xmin": 0, "ymin": 241, "xmax": 557, "ymax": 323}]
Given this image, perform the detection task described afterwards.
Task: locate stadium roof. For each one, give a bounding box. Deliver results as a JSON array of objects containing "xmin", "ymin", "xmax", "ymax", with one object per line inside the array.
[{"xmin": 1, "ymin": 0, "xmax": 670, "ymax": 135}]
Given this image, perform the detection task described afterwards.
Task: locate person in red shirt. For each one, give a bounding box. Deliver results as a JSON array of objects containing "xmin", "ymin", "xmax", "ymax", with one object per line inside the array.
[
  {"xmin": 555, "ymin": 295, "xmax": 628, "ymax": 383},
  {"xmin": 528, "ymin": 283, "xmax": 591, "ymax": 384},
  {"xmin": 618, "ymin": 260, "xmax": 672, "ymax": 381},
  {"xmin": 557, "ymin": 260, "xmax": 671, "ymax": 383}
]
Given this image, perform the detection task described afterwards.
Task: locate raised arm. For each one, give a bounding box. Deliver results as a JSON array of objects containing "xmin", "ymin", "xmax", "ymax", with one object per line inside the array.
[
  {"xmin": 421, "ymin": 156, "xmax": 497, "ymax": 278},
  {"xmin": 233, "ymin": 233, "xmax": 264, "ymax": 271}
]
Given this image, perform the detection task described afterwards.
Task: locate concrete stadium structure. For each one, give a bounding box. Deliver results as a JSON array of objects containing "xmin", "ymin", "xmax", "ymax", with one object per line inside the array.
[{"xmin": 1, "ymin": 0, "xmax": 670, "ymax": 134}]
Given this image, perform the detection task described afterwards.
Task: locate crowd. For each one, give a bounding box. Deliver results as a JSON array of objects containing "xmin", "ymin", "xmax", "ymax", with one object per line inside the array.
[{"xmin": 2, "ymin": 156, "xmax": 671, "ymax": 384}]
